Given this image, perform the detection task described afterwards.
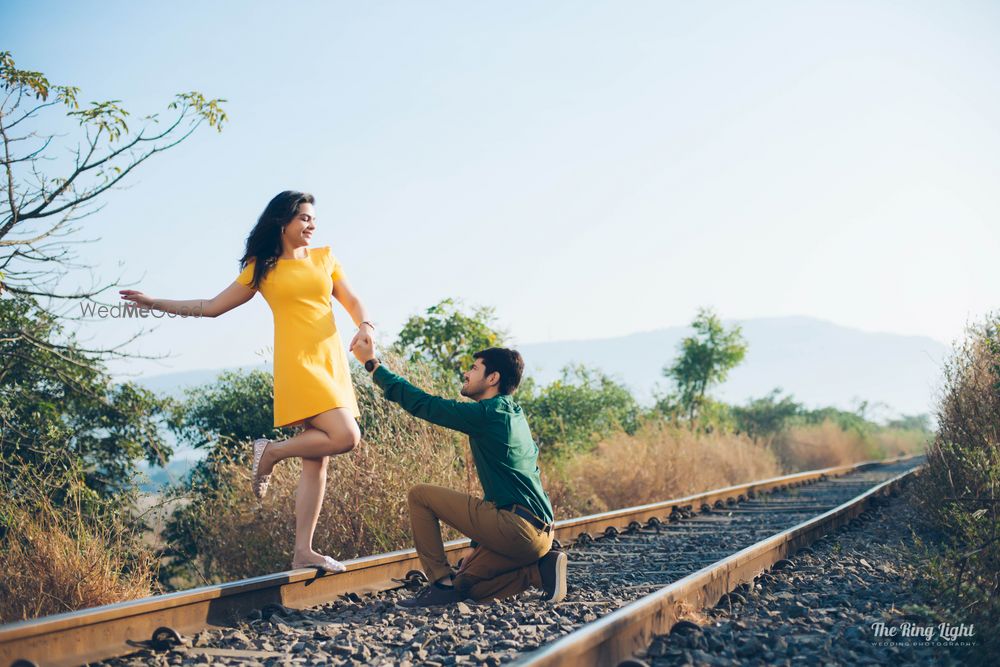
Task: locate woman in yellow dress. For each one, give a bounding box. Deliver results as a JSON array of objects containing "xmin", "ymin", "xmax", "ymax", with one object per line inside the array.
[{"xmin": 119, "ymin": 190, "xmax": 372, "ymax": 573}]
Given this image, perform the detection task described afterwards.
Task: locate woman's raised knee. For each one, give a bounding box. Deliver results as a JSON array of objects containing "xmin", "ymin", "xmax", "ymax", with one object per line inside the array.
[{"xmin": 336, "ymin": 426, "xmax": 361, "ymax": 453}]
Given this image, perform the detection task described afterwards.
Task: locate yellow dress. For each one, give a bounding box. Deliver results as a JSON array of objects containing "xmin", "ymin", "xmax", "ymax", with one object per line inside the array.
[{"xmin": 235, "ymin": 246, "xmax": 361, "ymax": 428}]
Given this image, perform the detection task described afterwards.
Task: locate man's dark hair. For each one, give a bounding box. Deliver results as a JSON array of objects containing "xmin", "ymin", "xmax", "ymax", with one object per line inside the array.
[{"xmin": 473, "ymin": 347, "xmax": 524, "ymax": 395}]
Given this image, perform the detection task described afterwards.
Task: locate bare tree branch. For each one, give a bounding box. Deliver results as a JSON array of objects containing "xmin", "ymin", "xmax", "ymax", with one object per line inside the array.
[{"xmin": 0, "ymin": 51, "xmax": 226, "ymax": 366}]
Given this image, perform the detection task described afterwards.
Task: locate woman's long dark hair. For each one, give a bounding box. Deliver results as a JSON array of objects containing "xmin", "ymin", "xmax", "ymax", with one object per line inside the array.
[{"xmin": 239, "ymin": 191, "xmax": 315, "ymax": 289}]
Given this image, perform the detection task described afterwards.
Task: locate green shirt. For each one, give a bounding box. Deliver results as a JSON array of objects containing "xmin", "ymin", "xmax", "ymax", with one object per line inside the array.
[{"xmin": 372, "ymin": 365, "xmax": 554, "ymax": 523}]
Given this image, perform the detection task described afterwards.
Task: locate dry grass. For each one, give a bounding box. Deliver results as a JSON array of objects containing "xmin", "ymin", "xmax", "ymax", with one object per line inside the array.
[
  {"xmin": 770, "ymin": 420, "xmax": 874, "ymax": 470},
  {"xmin": 771, "ymin": 420, "xmax": 927, "ymax": 471},
  {"xmin": 868, "ymin": 427, "xmax": 929, "ymax": 459},
  {"xmin": 545, "ymin": 421, "xmax": 783, "ymax": 517},
  {"xmin": 911, "ymin": 316, "xmax": 1000, "ymax": 664},
  {"xmin": 545, "ymin": 419, "xmax": 928, "ymax": 518},
  {"xmin": 0, "ymin": 476, "xmax": 159, "ymax": 624}
]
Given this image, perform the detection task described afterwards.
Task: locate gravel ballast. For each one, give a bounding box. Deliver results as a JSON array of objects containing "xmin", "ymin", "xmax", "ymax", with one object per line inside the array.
[{"xmin": 642, "ymin": 491, "xmax": 969, "ymax": 667}]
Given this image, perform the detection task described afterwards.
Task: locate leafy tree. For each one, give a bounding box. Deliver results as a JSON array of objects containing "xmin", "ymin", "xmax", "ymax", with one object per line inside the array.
[
  {"xmin": 732, "ymin": 389, "xmax": 802, "ymax": 443},
  {"xmin": 393, "ymin": 298, "xmax": 507, "ymax": 379},
  {"xmin": 887, "ymin": 413, "xmax": 932, "ymax": 432},
  {"xmin": 167, "ymin": 369, "xmax": 289, "ymax": 453},
  {"xmin": 0, "ymin": 293, "xmax": 171, "ymax": 499},
  {"xmin": 0, "ymin": 50, "xmax": 226, "ymax": 360},
  {"xmin": 519, "ymin": 365, "xmax": 640, "ymax": 461},
  {"xmin": 695, "ymin": 398, "xmax": 737, "ymax": 434},
  {"xmin": 663, "ymin": 308, "xmax": 747, "ymax": 426},
  {"xmin": 795, "ymin": 406, "xmax": 872, "ymax": 434}
]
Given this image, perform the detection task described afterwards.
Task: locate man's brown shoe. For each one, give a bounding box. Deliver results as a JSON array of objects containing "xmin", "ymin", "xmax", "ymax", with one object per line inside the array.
[{"xmin": 539, "ymin": 550, "xmax": 567, "ymax": 602}]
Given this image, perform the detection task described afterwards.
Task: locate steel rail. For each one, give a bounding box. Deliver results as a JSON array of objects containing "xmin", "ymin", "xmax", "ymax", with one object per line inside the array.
[
  {"xmin": 512, "ymin": 465, "xmax": 920, "ymax": 667},
  {"xmin": 0, "ymin": 455, "xmax": 919, "ymax": 667}
]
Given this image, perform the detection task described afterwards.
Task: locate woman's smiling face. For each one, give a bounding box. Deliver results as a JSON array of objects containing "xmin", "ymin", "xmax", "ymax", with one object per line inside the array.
[{"xmin": 283, "ymin": 202, "xmax": 316, "ymax": 247}]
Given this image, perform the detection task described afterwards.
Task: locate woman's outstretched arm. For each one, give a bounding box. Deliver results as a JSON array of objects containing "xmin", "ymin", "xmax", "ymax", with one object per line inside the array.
[{"xmin": 119, "ymin": 281, "xmax": 256, "ymax": 319}]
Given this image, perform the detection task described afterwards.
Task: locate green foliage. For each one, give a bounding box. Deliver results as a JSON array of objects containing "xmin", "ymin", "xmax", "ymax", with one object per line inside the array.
[
  {"xmin": 0, "ymin": 50, "xmax": 79, "ymax": 106},
  {"xmin": 0, "ymin": 51, "xmax": 228, "ymax": 140},
  {"xmin": 518, "ymin": 365, "xmax": 640, "ymax": 461},
  {"xmin": 695, "ymin": 398, "xmax": 737, "ymax": 433},
  {"xmin": 663, "ymin": 308, "xmax": 747, "ymax": 425},
  {"xmin": 0, "ymin": 294, "xmax": 172, "ymax": 499},
  {"xmin": 393, "ymin": 298, "xmax": 507, "ymax": 380},
  {"xmin": 167, "ymin": 369, "xmax": 290, "ymax": 453},
  {"xmin": 794, "ymin": 405, "xmax": 871, "ymax": 434},
  {"xmin": 169, "ymin": 92, "xmax": 228, "ymax": 132},
  {"xmin": 69, "ymin": 99, "xmax": 131, "ymax": 142},
  {"xmin": 732, "ymin": 389, "xmax": 802, "ymax": 442},
  {"xmin": 653, "ymin": 393, "xmax": 736, "ymax": 434},
  {"xmin": 887, "ymin": 413, "xmax": 932, "ymax": 432}
]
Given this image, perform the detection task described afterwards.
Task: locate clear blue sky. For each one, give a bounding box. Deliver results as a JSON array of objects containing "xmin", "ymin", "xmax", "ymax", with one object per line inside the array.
[{"xmin": 4, "ymin": 0, "xmax": 999, "ymax": 380}]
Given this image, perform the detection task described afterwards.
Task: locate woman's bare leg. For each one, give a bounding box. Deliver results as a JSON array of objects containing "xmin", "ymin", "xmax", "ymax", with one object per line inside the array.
[
  {"xmin": 256, "ymin": 408, "xmax": 361, "ymax": 565},
  {"xmin": 293, "ymin": 455, "xmax": 329, "ymax": 564},
  {"xmin": 257, "ymin": 408, "xmax": 360, "ymax": 475}
]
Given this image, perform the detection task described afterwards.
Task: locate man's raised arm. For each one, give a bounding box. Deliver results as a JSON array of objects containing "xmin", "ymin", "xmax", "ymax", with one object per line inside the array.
[{"xmin": 372, "ymin": 365, "xmax": 487, "ymax": 435}]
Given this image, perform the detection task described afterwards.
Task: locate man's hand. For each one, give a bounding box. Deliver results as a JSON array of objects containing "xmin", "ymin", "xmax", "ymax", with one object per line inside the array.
[
  {"xmin": 350, "ymin": 330, "xmax": 376, "ymax": 364},
  {"xmin": 348, "ymin": 321, "xmax": 375, "ymax": 351}
]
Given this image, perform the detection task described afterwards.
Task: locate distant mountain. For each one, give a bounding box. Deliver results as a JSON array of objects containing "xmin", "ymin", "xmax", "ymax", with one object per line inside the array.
[
  {"xmin": 135, "ymin": 363, "xmax": 271, "ymax": 399},
  {"xmin": 517, "ymin": 316, "xmax": 948, "ymax": 417},
  {"xmin": 132, "ymin": 316, "xmax": 948, "ymax": 420}
]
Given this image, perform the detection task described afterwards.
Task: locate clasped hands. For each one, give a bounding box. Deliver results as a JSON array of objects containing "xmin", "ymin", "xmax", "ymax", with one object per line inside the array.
[{"xmin": 349, "ymin": 322, "xmax": 376, "ymax": 364}]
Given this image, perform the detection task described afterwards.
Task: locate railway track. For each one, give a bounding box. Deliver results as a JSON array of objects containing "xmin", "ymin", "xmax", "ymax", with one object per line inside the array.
[{"xmin": 0, "ymin": 455, "xmax": 922, "ymax": 667}]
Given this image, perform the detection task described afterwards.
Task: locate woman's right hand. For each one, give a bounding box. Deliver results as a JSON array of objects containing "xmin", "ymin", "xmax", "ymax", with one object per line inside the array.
[{"xmin": 119, "ymin": 289, "xmax": 155, "ymax": 309}]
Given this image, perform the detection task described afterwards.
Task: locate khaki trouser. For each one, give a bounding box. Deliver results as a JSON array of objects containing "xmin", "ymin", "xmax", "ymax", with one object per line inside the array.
[{"xmin": 407, "ymin": 483, "xmax": 553, "ymax": 602}]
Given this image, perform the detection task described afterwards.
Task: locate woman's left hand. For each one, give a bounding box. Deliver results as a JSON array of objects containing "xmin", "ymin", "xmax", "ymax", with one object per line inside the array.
[
  {"xmin": 350, "ymin": 332, "xmax": 376, "ymax": 363},
  {"xmin": 349, "ymin": 322, "xmax": 375, "ymax": 353}
]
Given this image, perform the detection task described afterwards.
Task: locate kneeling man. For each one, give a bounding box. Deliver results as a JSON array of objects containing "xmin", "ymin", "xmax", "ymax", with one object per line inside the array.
[{"xmin": 351, "ymin": 338, "xmax": 567, "ymax": 608}]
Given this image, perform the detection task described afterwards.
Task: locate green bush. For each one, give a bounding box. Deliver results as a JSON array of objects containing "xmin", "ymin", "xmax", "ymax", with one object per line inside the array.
[
  {"xmin": 518, "ymin": 365, "xmax": 640, "ymax": 462},
  {"xmin": 732, "ymin": 389, "xmax": 801, "ymax": 443},
  {"xmin": 1, "ymin": 294, "xmax": 172, "ymax": 499}
]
